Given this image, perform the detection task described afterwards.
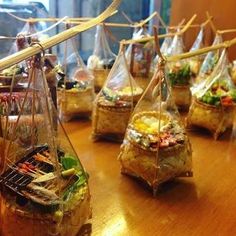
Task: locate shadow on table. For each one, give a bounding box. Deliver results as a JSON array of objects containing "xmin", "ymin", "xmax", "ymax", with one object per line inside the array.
[
  {"xmin": 120, "ymin": 173, "xmax": 199, "ymax": 202},
  {"xmin": 76, "ymin": 223, "xmax": 92, "ymax": 236}
]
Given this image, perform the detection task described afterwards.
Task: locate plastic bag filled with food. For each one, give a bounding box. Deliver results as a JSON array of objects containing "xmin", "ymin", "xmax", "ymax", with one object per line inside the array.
[
  {"xmin": 126, "ymin": 28, "xmax": 155, "ymax": 90},
  {"xmin": 58, "ymin": 39, "xmax": 94, "ymax": 122},
  {"xmin": 118, "ymin": 58, "xmax": 192, "ymax": 195},
  {"xmin": 166, "ymin": 34, "xmax": 192, "ymax": 110},
  {"xmin": 194, "ymin": 33, "xmax": 223, "ymax": 85},
  {"xmin": 189, "ymin": 26, "xmax": 205, "ymax": 77},
  {"xmin": 187, "ymin": 49, "xmax": 236, "ymax": 139},
  {"xmin": 0, "ymin": 54, "xmax": 91, "ymax": 236},
  {"xmin": 87, "ymin": 25, "xmax": 116, "ymax": 91},
  {"xmin": 125, "ymin": 26, "xmax": 150, "ymax": 65},
  {"xmin": 92, "ymin": 46, "xmax": 143, "ymax": 142}
]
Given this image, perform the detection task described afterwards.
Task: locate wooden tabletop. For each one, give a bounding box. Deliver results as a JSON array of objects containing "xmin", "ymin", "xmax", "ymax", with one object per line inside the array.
[{"xmin": 63, "ymin": 117, "xmax": 236, "ymax": 236}]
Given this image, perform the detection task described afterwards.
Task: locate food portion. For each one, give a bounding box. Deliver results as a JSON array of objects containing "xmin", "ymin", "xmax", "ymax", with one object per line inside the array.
[
  {"xmin": 167, "ymin": 61, "xmax": 192, "ymax": 109},
  {"xmin": 58, "ymin": 76, "xmax": 94, "ymax": 121},
  {"xmin": 0, "ymin": 145, "xmax": 91, "ymax": 236},
  {"xmin": 92, "ymin": 85, "xmax": 143, "ymax": 141},
  {"xmin": 187, "ymin": 81, "xmax": 236, "ymax": 139},
  {"xmin": 0, "ymin": 64, "xmax": 25, "ymax": 85},
  {"xmin": 87, "ymin": 25, "xmax": 116, "ymax": 91},
  {"xmin": 129, "ymin": 42, "xmax": 154, "ymax": 90},
  {"xmin": 187, "ymin": 49, "xmax": 236, "ymax": 139},
  {"xmin": 119, "ymin": 111, "xmax": 192, "ymax": 187}
]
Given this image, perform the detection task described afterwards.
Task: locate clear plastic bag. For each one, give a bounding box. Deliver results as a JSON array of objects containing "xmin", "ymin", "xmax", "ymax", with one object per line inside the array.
[
  {"xmin": 125, "ymin": 27, "xmax": 150, "ymax": 65},
  {"xmin": 166, "ymin": 34, "xmax": 192, "ymax": 110},
  {"xmin": 118, "ymin": 59, "xmax": 192, "ymax": 195},
  {"xmin": 230, "ymin": 60, "xmax": 236, "ymax": 86},
  {"xmin": 151, "ymin": 30, "xmax": 173, "ymax": 74},
  {"xmin": 189, "ymin": 26, "xmax": 205, "ymax": 77},
  {"xmin": 58, "ymin": 38, "xmax": 94, "ymax": 122},
  {"xmin": 87, "ymin": 25, "xmax": 116, "ymax": 91},
  {"xmin": 187, "ymin": 49, "xmax": 236, "ymax": 139},
  {"xmin": 0, "ymin": 54, "xmax": 91, "ymax": 236},
  {"xmin": 127, "ymin": 27, "xmax": 154, "ymax": 90},
  {"xmin": 9, "ymin": 22, "xmax": 39, "ymax": 54},
  {"xmin": 195, "ymin": 34, "xmax": 223, "ymax": 84},
  {"xmin": 92, "ymin": 47, "xmax": 143, "ymax": 142}
]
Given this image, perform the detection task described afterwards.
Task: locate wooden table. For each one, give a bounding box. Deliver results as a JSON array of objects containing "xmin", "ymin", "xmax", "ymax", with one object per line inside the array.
[{"xmin": 63, "ymin": 118, "xmax": 236, "ymax": 236}]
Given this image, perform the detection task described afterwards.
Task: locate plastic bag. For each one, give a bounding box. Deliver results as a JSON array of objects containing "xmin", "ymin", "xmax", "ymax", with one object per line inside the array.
[
  {"xmin": 187, "ymin": 49, "xmax": 236, "ymax": 139},
  {"xmin": 118, "ymin": 58, "xmax": 192, "ymax": 195},
  {"xmin": 87, "ymin": 25, "xmax": 116, "ymax": 91},
  {"xmin": 189, "ymin": 26, "xmax": 205, "ymax": 76},
  {"xmin": 125, "ymin": 27, "xmax": 150, "ymax": 65},
  {"xmin": 166, "ymin": 34, "xmax": 192, "ymax": 110},
  {"xmin": 92, "ymin": 47, "xmax": 143, "ymax": 142},
  {"xmin": 126, "ymin": 27, "xmax": 154, "ymax": 90},
  {"xmin": 230, "ymin": 60, "xmax": 236, "ymax": 86},
  {"xmin": 151, "ymin": 30, "xmax": 173, "ymax": 74},
  {"xmin": 195, "ymin": 34, "xmax": 223, "ymax": 84},
  {"xmin": 9, "ymin": 22, "xmax": 39, "ymax": 55},
  {"xmin": 0, "ymin": 54, "xmax": 91, "ymax": 236},
  {"xmin": 58, "ymin": 39, "xmax": 94, "ymax": 122}
]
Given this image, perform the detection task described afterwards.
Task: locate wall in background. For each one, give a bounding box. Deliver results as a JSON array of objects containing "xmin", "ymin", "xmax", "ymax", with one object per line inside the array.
[{"xmin": 170, "ymin": 0, "xmax": 236, "ymax": 60}]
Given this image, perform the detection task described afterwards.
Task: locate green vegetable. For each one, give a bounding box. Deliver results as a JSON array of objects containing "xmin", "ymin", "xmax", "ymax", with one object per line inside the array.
[
  {"xmin": 61, "ymin": 155, "xmax": 79, "ymax": 170},
  {"xmin": 63, "ymin": 173, "xmax": 87, "ymax": 201},
  {"xmin": 168, "ymin": 63, "xmax": 191, "ymax": 86}
]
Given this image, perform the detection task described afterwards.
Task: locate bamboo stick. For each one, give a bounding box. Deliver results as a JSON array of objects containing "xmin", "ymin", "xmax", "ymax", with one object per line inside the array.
[
  {"xmin": 166, "ymin": 37, "xmax": 236, "ymax": 62},
  {"xmin": 154, "ymin": 11, "xmax": 168, "ymax": 29},
  {"xmin": 134, "ymin": 12, "xmax": 158, "ymax": 28},
  {"xmin": 0, "ymin": 0, "xmax": 121, "ymax": 71},
  {"xmin": 218, "ymin": 29, "xmax": 236, "ymax": 35},
  {"xmin": 206, "ymin": 11, "xmax": 217, "ymax": 34}
]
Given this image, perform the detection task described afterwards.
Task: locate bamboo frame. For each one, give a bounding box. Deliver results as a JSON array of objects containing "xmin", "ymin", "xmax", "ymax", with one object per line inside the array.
[{"xmin": 0, "ymin": 0, "xmax": 121, "ymax": 71}]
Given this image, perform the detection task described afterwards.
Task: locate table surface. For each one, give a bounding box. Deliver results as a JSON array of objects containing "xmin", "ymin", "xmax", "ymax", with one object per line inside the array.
[{"xmin": 63, "ymin": 116, "xmax": 236, "ymax": 236}]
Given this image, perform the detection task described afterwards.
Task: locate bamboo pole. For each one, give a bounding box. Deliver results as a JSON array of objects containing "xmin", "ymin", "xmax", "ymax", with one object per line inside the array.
[
  {"xmin": 166, "ymin": 37, "xmax": 236, "ymax": 62},
  {"xmin": 218, "ymin": 29, "xmax": 236, "ymax": 35},
  {"xmin": 0, "ymin": 0, "xmax": 121, "ymax": 71}
]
